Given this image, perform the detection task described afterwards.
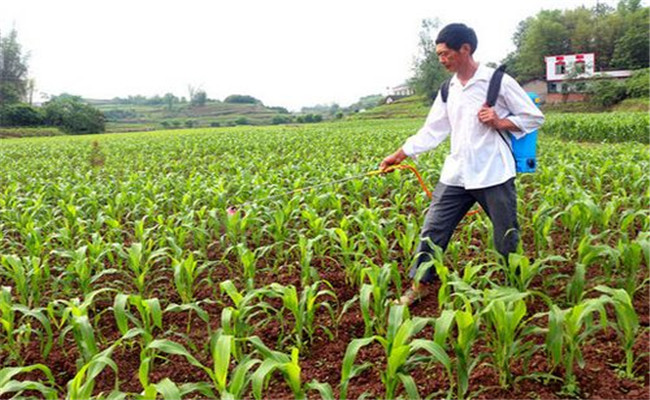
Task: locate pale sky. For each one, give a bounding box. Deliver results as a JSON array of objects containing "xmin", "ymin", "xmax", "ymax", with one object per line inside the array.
[{"xmin": 0, "ymin": 0, "xmax": 635, "ymax": 111}]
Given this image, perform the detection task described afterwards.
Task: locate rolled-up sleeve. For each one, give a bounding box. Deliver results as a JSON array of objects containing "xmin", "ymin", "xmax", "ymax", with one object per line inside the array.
[
  {"xmin": 502, "ymin": 75, "xmax": 545, "ymax": 140},
  {"xmin": 402, "ymin": 93, "xmax": 451, "ymax": 157}
]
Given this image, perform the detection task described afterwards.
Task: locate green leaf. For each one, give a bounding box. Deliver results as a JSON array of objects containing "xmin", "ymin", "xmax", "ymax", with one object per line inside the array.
[{"xmin": 153, "ymin": 378, "xmax": 182, "ymax": 400}]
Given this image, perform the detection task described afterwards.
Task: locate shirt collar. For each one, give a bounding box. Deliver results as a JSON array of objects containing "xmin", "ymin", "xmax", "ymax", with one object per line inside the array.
[{"xmin": 449, "ymin": 63, "xmax": 491, "ymax": 87}]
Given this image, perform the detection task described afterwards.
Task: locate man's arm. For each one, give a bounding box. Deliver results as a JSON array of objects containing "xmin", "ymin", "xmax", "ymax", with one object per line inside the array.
[
  {"xmin": 477, "ymin": 106, "xmax": 520, "ymax": 132},
  {"xmin": 380, "ymin": 92, "xmax": 451, "ymax": 170},
  {"xmin": 478, "ymin": 74, "xmax": 544, "ymax": 137}
]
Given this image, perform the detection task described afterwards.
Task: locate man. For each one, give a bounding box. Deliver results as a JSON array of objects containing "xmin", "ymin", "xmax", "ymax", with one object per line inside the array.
[{"xmin": 380, "ymin": 23, "xmax": 544, "ymax": 306}]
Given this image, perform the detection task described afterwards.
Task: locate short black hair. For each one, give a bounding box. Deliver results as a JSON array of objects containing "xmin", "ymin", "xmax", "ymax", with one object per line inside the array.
[{"xmin": 435, "ymin": 23, "xmax": 478, "ymax": 54}]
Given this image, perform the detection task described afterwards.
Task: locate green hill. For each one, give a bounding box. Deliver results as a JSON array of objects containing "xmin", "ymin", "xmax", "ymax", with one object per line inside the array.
[
  {"xmin": 88, "ymin": 100, "xmax": 292, "ymax": 132},
  {"xmin": 349, "ymin": 96, "xmax": 429, "ymax": 120}
]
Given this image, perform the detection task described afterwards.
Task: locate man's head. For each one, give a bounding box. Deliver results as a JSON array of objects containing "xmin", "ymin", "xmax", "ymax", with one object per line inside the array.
[{"xmin": 435, "ymin": 23, "xmax": 478, "ymax": 72}]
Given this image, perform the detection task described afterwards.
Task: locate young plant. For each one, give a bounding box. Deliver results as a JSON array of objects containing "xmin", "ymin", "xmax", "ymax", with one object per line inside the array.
[
  {"xmin": 249, "ymin": 336, "xmax": 306, "ymax": 400},
  {"xmin": 147, "ymin": 333, "xmax": 259, "ymax": 399},
  {"xmin": 0, "ymin": 286, "xmax": 53, "ymax": 362},
  {"xmin": 236, "ymin": 243, "xmax": 258, "ymax": 290},
  {"xmin": 172, "ymin": 252, "xmax": 212, "ymax": 304},
  {"xmin": 481, "ymin": 288, "xmax": 536, "ymax": 388},
  {"xmin": 358, "ymin": 262, "xmax": 399, "ymax": 337},
  {"xmin": 340, "ymin": 305, "xmax": 451, "ymax": 400},
  {"xmin": 505, "ymin": 253, "xmax": 564, "ymax": 292},
  {"xmin": 0, "ymin": 364, "xmax": 58, "ymax": 400},
  {"xmin": 269, "ymin": 280, "xmax": 337, "ymax": 350},
  {"xmin": 595, "ymin": 285, "xmax": 641, "ymax": 378},
  {"xmin": 0, "ymin": 255, "xmax": 49, "ymax": 307},
  {"xmin": 113, "ymin": 293, "xmax": 162, "ymax": 347},
  {"xmin": 546, "ymin": 297, "xmax": 609, "ymax": 397},
  {"xmin": 118, "ymin": 242, "xmax": 168, "ymax": 296},
  {"xmin": 451, "ymin": 303, "xmax": 482, "ymax": 400},
  {"xmin": 219, "ymin": 280, "xmax": 277, "ymax": 360}
]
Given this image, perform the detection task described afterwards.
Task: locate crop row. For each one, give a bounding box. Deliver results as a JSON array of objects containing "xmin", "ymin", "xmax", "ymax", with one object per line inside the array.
[{"xmin": 542, "ymin": 111, "xmax": 649, "ymax": 143}]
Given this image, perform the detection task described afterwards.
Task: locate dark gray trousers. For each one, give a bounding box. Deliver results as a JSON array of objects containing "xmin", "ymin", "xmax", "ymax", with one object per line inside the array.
[{"xmin": 409, "ymin": 178, "xmax": 519, "ymax": 283}]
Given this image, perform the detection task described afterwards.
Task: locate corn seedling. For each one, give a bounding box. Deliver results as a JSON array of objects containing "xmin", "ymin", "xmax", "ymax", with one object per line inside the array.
[
  {"xmin": 546, "ymin": 297, "xmax": 609, "ymax": 396},
  {"xmin": 358, "ymin": 261, "xmax": 399, "ymax": 336},
  {"xmin": 340, "ymin": 305, "xmax": 451, "ymax": 400},
  {"xmin": 269, "ymin": 280, "xmax": 337, "ymax": 350},
  {"xmin": 0, "ymin": 255, "xmax": 49, "ymax": 307},
  {"xmin": 220, "ymin": 279, "xmax": 277, "ymax": 359},
  {"xmin": 0, "ymin": 364, "xmax": 58, "ymax": 400},
  {"xmin": 0, "ymin": 286, "xmax": 53, "ymax": 361},
  {"xmin": 595, "ymin": 285, "xmax": 641, "ymax": 378},
  {"xmin": 248, "ymin": 336, "xmax": 305, "ymax": 400},
  {"xmin": 172, "ymin": 252, "xmax": 212, "ymax": 304},
  {"xmin": 148, "ymin": 333, "xmax": 260, "ymax": 399},
  {"xmin": 481, "ymin": 288, "xmax": 536, "ymax": 388},
  {"xmin": 113, "ymin": 293, "xmax": 162, "ymax": 347}
]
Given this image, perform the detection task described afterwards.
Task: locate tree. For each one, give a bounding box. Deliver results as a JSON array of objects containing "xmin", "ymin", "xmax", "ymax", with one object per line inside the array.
[
  {"xmin": 43, "ymin": 95, "xmax": 105, "ymax": 134},
  {"xmin": 224, "ymin": 94, "xmax": 262, "ymax": 104},
  {"xmin": 0, "ymin": 103, "xmax": 43, "ymax": 126},
  {"xmin": 504, "ymin": 2, "xmax": 648, "ymax": 80},
  {"xmin": 513, "ymin": 10, "xmax": 570, "ymax": 82},
  {"xmin": 190, "ymin": 90, "xmax": 207, "ymax": 107},
  {"xmin": 610, "ymin": 6, "xmax": 649, "ymax": 69},
  {"xmin": 163, "ymin": 93, "xmax": 178, "ymax": 111},
  {"xmin": 410, "ymin": 18, "xmax": 450, "ymax": 103},
  {"xmin": 0, "ymin": 28, "xmax": 30, "ymax": 106}
]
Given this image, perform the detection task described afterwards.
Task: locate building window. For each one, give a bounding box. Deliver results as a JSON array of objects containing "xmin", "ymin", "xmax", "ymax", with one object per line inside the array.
[
  {"xmin": 555, "ymin": 63, "xmax": 566, "ymax": 75},
  {"xmin": 575, "ymin": 61, "xmax": 586, "ymax": 74},
  {"xmin": 548, "ymin": 83, "xmax": 558, "ymax": 93}
]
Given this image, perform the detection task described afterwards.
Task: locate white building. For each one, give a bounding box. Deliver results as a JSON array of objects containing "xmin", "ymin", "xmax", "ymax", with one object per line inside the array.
[
  {"xmin": 543, "ymin": 53, "xmax": 632, "ymax": 103},
  {"xmin": 545, "ymin": 53, "xmax": 596, "ymax": 80},
  {"xmin": 389, "ymin": 83, "xmax": 414, "ymax": 97}
]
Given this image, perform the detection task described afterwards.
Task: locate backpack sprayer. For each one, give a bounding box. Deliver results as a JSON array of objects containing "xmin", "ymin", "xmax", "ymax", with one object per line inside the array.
[{"xmin": 226, "ymin": 164, "xmax": 481, "ymax": 216}]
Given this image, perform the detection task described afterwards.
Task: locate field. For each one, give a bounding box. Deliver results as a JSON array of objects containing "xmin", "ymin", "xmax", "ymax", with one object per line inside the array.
[
  {"xmin": 0, "ymin": 118, "xmax": 648, "ymax": 399},
  {"xmin": 89, "ymin": 101, "xmax": 293, "ymax": 132}
]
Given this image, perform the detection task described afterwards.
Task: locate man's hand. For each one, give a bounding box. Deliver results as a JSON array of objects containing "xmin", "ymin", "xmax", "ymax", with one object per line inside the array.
[
  {"xmin": 380, "ymin": 148, "xmax": 407, "ymax": 171},
  {"xmin": 478, "ymin": 105, "xmax": 503, "ymax": 130}
]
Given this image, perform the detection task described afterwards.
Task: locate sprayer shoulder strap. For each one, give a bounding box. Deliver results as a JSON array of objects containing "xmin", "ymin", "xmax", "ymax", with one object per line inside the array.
[
  {"xmin": 486, "ymin": 64, "xmax": 507, "ymax": 107},
  {"xmin": 440, "ymin": 64, "xmax": 506, "ymax": 104},
  {"xmin": 440, "ymin": 78, "xmax": 451, "ymax": 103}
]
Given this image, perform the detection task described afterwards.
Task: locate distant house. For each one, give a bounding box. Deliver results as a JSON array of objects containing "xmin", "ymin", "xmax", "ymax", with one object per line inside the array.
[
  {"xmin": 390, "ymin": 83, "xmax": 414, "ymax": 97},
  {"xmin": 543, "ymin": 53, "xmax": 632, "ymax": 103},
  {"xmin": 383, "ymin": 83, "xmax": 414, "ymax": 104}
]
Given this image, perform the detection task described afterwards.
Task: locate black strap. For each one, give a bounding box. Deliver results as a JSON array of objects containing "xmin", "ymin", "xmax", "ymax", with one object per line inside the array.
[
  {"xmin": 440, "ymin": 65, "xmax": 505, "ymax": 105},
  {"xmin": 488, "ymin": 65, "xmax": 515, "ymax": 163},
  {"xmin": 440, "ymin": 78, "xmax": 451, "ymax": 103},
  {"xmin": 486, "ymin": 64, "xmax": 506, "ymax": 107}
]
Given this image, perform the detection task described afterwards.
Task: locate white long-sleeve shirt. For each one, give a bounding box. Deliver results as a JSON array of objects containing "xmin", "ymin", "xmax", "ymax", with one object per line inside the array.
[{"xmin": 402, "ymin": 64, "xmax": 545, "ymax": 190}]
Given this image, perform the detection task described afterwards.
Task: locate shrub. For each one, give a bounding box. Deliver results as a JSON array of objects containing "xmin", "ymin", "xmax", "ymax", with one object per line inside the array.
[
  {"xmin": 43, "ymin": 96, "xmax": 105, "ymax": 134},
  {"xmin": 625, "ymin": 68, "xmax": 649, "ymax": 99},
  {"xmin": 224, "ymin": 95, "xmax": 261, "ymax": 104},
  {"xmin": 234, "ymin": 117, "xmax": 250, "ymax": 125},
  {"xmin": 0, "ymin": 103, "xmax": 44, "ymax": 126},
  {"xmin": 588, "ymin": 80, "xmax": 627, "ymax": 107},
  {"xmin": 272, "ymin": 115, "xmax": 291, "ymax": 125},
  {"xmin": 210, "ymin": 121, "xmax": 221, "ymax": 127},
  {"xmin": 103, "ymin": 109, "xmax": 137, "ymax": 121}
]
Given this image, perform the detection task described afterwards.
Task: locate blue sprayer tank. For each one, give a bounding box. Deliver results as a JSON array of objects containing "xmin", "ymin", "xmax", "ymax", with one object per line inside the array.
[{"xmin": 510, "ymin": 92, "xmax": 541, "ymax": 173}]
